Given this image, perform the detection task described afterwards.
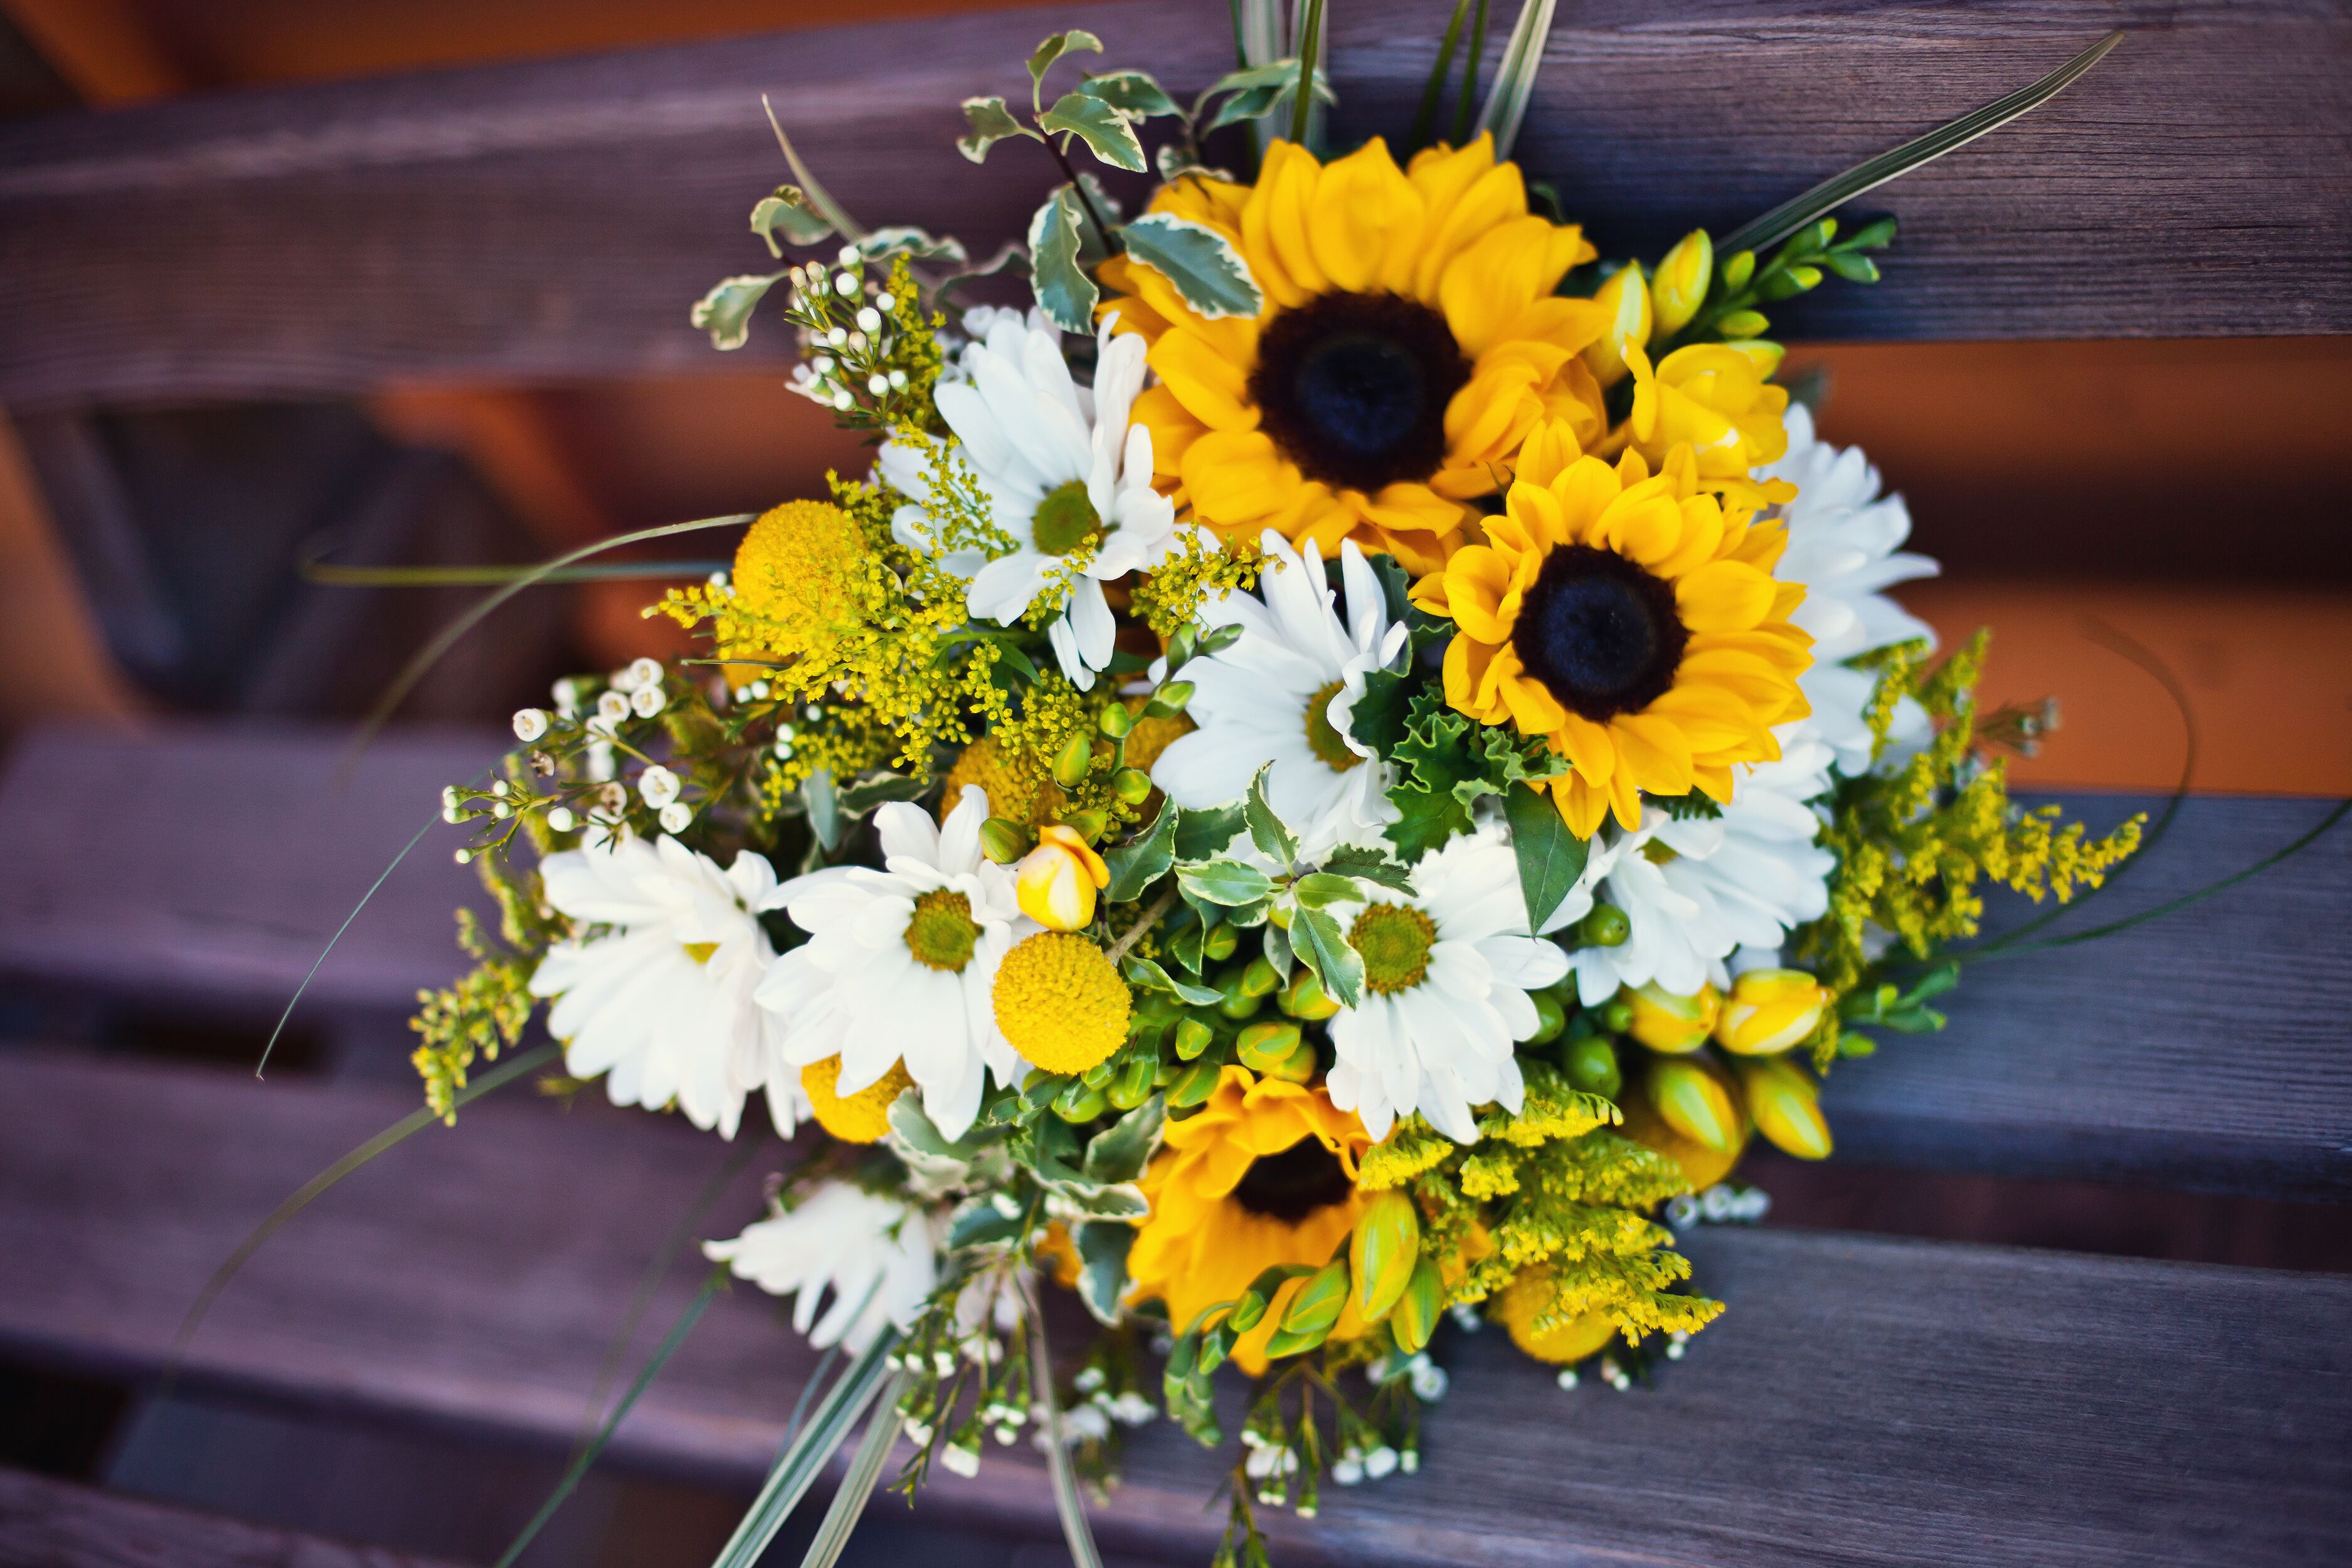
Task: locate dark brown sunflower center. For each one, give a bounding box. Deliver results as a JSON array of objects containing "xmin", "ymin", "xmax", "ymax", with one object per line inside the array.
[
  {"xmin": 1248, "ymin": 292, "xmax": 1470, "ymax": 493},
  {"xmin": 1518, "ymin": 545, "xmax": 1688, "ymax": 722},
  {"xmin": 1232, "ymin": 1136, "xmax": 1353, "ymax": 1223}
]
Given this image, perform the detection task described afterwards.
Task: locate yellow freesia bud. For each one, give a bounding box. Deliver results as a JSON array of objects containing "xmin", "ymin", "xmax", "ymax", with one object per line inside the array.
[
  {"xmin": 1579, "ymin": 262, "xmax": 1651, "ymax": 389},
  {"xmin": 1015, "ymin": 824, "xmax": 1109, "ymax": 931},
  {"xmin": 1739, "ymin": 1057, "xmax": 1833, "ymax": 1160},
  {"xmin": 1624, "ymin": 341, "xmax": 1791, "ymax": 496},
  {"xmin": 1714, "ymin": 968, "xmax": 1829, "ymax": 1056},
  {"xmin": 1388, "ymin": 1257, "xmax": 1444, "ymax": 1354},
  {"xmin": 1624, "ymin": 982, "xmax": 1721, "ymax": 1054},
  {"xmin": 1649, "ymin": 229, "xmax": 1713, "ymax": 337},
  {"xmin": 1350, "ymin": 1191, "xmax": 1421, "ymax": 1323},
  {"xmin": 1646, "ymin": 1056, "xmax": 1744, "ymax": 1153}
]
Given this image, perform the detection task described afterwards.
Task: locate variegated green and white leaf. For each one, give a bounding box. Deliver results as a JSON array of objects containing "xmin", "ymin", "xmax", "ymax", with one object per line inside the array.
[
  {"xmin": 958, "ymin": 95, "xmax": 1037, "ymax": 164},
  {"xmin": 1120, "ymin": 213, "xmax": 1263, "ymax": 322},
  {"xmin": 750, "ymin": 188, "xmax": 833, "ymax": 257},
  {"xmin": 1027, "ymin": 29, "xmax": 1103, "ymax": 105},
  {"xmin": 1027, "ymin": 188, "xmax": 1100, "ymax": 334},
  {"xmin": 1081, "ymin": 69, "xmax": 1182, "ymax": 120},
  {"xmin": 690, "ymin": 271, "xmax": 786, "ymax": 351},
  {"xmin": 1040, "ymin": 91, "xmax": 1147, "ymax": 172}
]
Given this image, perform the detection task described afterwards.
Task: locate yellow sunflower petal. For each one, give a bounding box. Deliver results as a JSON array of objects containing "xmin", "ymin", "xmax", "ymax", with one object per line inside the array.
[
  {"xmin": 1150, "ymin": 327, "xmax": 1259, "ymax": 433},
  {"xmin": 1414, "ymin": 154, "xmax": 1527, "ymax": 301},
  {"xmin": 1675, "ymin": 559, "xmax": 1779, "ymax": 633},
  {"xmin": 1612, "ymin": 713, "xmax": 1695, "ymax": 796},
  {"xmin": 1548, "ymin": 771, "xmax": 1611, "ymax": 839},
  {"xmin": 1440, "ymin": 216, "xmax": 1581, "ymax": 358},
  {"xmin": 1183, "ymin": 429, "xmax": 1296, "ymax": 525},
  {"xmin": 1131, "ymin": 383, "xmax": 1203, "ymax": 479},
  {"xmin": 1306, "ymin": 136, "xmax": 1427, "ymax": 294},
  {"xmin": 1441, "ymin": 544, "xmax": 1518, "ymax": 644}
]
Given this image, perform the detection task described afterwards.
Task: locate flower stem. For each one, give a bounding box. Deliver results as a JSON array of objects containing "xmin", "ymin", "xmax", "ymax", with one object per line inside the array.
[{"xmin": 1104, "ymin": 882, "xmax": 1180, "ymax": 965}]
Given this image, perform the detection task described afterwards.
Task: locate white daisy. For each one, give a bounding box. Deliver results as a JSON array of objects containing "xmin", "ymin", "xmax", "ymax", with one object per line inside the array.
[
  {"xmin": 529, "ymin": 834, "xmax": 790, "ymax": 1140},
  {"xmin": 704, "ymin": 1180, "xmax": 938, "ymax": 1353},
  {"xmin": 877, "ymin": 310, "xmax": 1181, "ymax": 690},
  {"xmin": 1551, "ymin": 734, "xmax": 1838, "ymax": 1005},
  {"xmin": 754, "ymin": 786, "xmax": 1031, "ymax": 1142},
  {"xmin": 1323, "ymin": 826, "xmax": 1571, "ymax": 1144},
  {"xmin": 1759, "ymin": 403, "xmax": 1940, "ymax": 770},
  {"xmin": 1150, "ymin": 531, "xmax": 1409, "ymax": 862}
]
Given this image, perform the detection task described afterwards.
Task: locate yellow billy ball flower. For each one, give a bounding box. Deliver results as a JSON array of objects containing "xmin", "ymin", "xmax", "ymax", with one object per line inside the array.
[
  {"xmin": 729, "ymin": 500, "xmax": 878, "ymax": 655},
  {"xmin": 1715, "ymin": 968, "xmax": 1829, "ymax": 1055},
  {"xmin": 993, "ymin": 931, "xmax": 1131, "ymax": 1076},
  {"xmin": 1015, "ymin": 824, "xmax": 1110, "ymax": 933},
  {"xmin": 940, "ymin": 734, "xmax": 1061, "ymax": 828},
  {"xmin": 1407, "ymin": 416, "xmax": 1813, "ymax": 836},
  {"xmin": 1493, "ymin": 1267, "xmax": 1617, "ymax": 1364},
  {"xmin": 1128, "ymin": 1065, "xmax": 1370, "ymax": 1376},
  {"xmin": 801, "ymin": 1054, "xmax": 914, "ymax": 1145},
  {"xmin": 1740, "ymin": 1057, "xmax": 1833, "ymax": 1160},
  {"xmin": 1097, "ymin": 134, "xmax": 1608, "ymax": 576},
  {"xmin": 1625, "ymin": 982, "xmax": 1722, "ymax": 1054}
]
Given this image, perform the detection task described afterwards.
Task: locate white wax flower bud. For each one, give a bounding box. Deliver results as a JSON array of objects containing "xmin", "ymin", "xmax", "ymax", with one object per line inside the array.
[
  {"xmin": 750, "ymin": 681, "xmax": 770, "ymax": 699},
  {"xmin": 845, "ymin": 331, "xmax": 867, "ymax": 352},
  {"xmin": 453, "ymin": 847, "xmax": 472, "ymax": 865},
  {"xmin": 587, "ymin": 743, "xmax": 616, "ymax": 782},
  {"xmin": 854, "ymin": 306, "xmax": 881, "ymax": 333},
  {"xmin": 832, "ymin": 391, "xmax": 853, "ymax": 410},
  {"xmin": 867, "ymin": 373, "xmax": 890, "ymax": 397},
  {"xmin": 1364, "ymin": 1446, "xmax": 1398, "ymax": 1479},
  {"xmin": 512, "ymin": 707, "xmax": 549, "ymax": 743},
  {"xmin": 836, "ymin": 245, "xmax": 859, "ymax": 267},
  {"xmin": 552, "ymin": 677, "xmax": 580, "ymax": 714},
  {"xmin": 637, "ymin": 766, "xmax": 681, "ymax": 808},
  {"xmin": 546, "ymin": 805, "xmax": 575, "ymax": 832},
  {"xmin": 658, "ymin": 802, "xmax": 692, "ymax": 834},
  {"xmin": 834, "ymin": 271, "xmax": 858, "ymax": 297},
  {"xmin": 941, "ymin": 1443, "xmax": 980, "ymax": 1478},
  {"xmin": 887, "ymin": 369, "xmax": 908, "ymax": 388},
  {"xmin": 630, "ymin": 684, "xmax": 664, "ymax": 718},
  {"xmin": 826, "ymin": 326, "xmax": 847, "ymax": 347},
  {"xmin": 811, "ymin": 354, "xmax": 834, "ymax": 374},
  {"xmin": 597, "ymin": 690, "xmax": 631, "ymax": 723},
  {"xmin": 627, "ymin": 657, "xmax": 662, "ymax": 689},
  {"xmin": 874, "ymin": 293, "xmax": 894, "ymax": 313}
]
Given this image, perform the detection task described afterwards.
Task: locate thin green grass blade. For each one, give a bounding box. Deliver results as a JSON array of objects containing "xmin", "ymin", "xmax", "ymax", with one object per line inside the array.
[
  {"xmin": 303, "ymin": 558, "xmax": 729, "ymax": 588},
  {"xmin": 1451, "ymin": 0, "xmax": 1490, "ymax": 147},
  {"xmin": 795, "ymin": 1369, "xmax": 914, "ymax": 1568},
  {"xmin": 495, "ymin": 1268, "xmax": 727, "ymax": 1568},
  {"xmin": 1023, "ymin": 1279, "xmax": 1105, "ymax": 1568},
  {"xmin": 761, "ymin": 96, "xmax": 864, "ymax": 240},
  {"xmin": 1718, "ymin": 30, "xmax": 2125, "ymax": 260},
  {"xmin": 1410, "ymin": 0, "xmax": 1475, "ymax": 152},
  {"xmin": 1287, "ymin": 0, "xmax": 1326, "ymax": 144},
  {"xmin": 168, "ymin": 1041, "xmax": 562, "ymax": 1382},
  {"xmin": 572, "ymin": 1132, "xmax": 773, "ymax": 1459},
  {"xmin": 1472, "ymin": 0, "xmax": 1557, "ymax": 161},
  {"xmin": 342, "ymin": 512, "xmax": 755, "ymax": 779},
  {"xmin": 709, "ymin": 1328, "xmax": 903, "ymax": 1568}
]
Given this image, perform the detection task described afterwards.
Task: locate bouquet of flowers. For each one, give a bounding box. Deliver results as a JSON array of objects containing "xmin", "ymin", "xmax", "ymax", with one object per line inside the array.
[{"xmin": 402, "ymin": 8, "xmax": 2139, "ymax": 1564}]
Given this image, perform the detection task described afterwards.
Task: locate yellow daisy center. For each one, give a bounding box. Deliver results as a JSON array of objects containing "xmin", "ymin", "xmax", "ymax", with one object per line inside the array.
[
  {"xmin": 1348, "ymin": 902, "xmax": 1436, "ymax": 995},
  {"xmin": 1231, "ymin": 1135, "xmax": 1355, "ymax": 1222},
  {"xmin": 1641, "ymin": 840, "xmax": 1681, "ymax": 866},
  {"xmin": 1249, "ymin": 291, "xmax": 1468, "ymax": 494},
  {"xmin": 1030, "ymin": 479, "xmax": 1101, "ymax": 558},
  {"xmin": 993, "ymin": 931, "xmax": 1130, "ymax": 1075},
  {"xmin": 1303, "ymin": 679, "xmax": 1362, "ymax": 772},
  {"xmin": 801, "ymin": 1054, "xmax": 913, "ymax": 1144},
  {"xmin": 904, "ymin": 889, "xmax": 981, "ymax": 973},
  {"xmin": 1517, "ymin": 544, "xmax": 1687, "ymax": 721},
  {"xmin": 681, "ymin": 941, "xmax": 720, "ymax": 965}
]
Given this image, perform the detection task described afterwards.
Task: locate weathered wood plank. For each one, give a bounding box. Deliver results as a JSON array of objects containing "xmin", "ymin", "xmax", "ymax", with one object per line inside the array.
[
  {"xmin": 0, "ymin": 0, "xmax": 2344, "ymax": 407},
  {"xmin": 0, "ymin": 1048, "xmax": 2343, "ymax": 1567},
  {"xmin": 0, "ymin": 723, "xmax": 492, "ymax": 1010},
  {"xmin": 0, "ymin": 1465, "xmax": 464, "ymax": 1568},
  {"xmin": 4, "ymin": 728, "xmax": 2344, "ymax": 1197}
]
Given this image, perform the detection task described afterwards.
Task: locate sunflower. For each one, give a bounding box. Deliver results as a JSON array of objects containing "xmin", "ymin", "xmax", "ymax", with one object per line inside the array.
[
  {"xmin": 1097, "ymin": 134, "xmax": 1609, "ymax": 576},
  {"xmin": 1127, "ymin": 1066, "xmax": 1371, "ymax": 1375},
  {"xmin": 1409, "ymin": 418, "xmax": 1813, "ymax": 837}
]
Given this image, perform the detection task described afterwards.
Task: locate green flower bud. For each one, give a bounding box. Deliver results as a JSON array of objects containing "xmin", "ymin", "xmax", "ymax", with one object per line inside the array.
[
  {"xmin": 1740, "ymin": 1057, "xmax": 1833, "ymax": 1160},
  {"xmin": 1526, "ymin": 989, "xmax": 1567, "ymax": 1045},
  {"xmin": 1052, "ymin": 731, "xmax": 1095, "ymax": 788},
  {"xmin": 1096, "ymin": 703, "xmax": 1133, "ymax": 738},
  {"xmin": 1062, "ymin": 807, "xmax": 1108, "ymax": 842},
  {"xmin": 978, "ymin": 817, "xmax": 1030, "ymax": 865},
  {"xmin": 1577, "ymin": 904, "xmax": 1630, "ymax": 947},
  {"xmin": 1646, "ymin": 1057, "xmax": 1743, "ymax": 1153},
  {"xmin": 1716, "ymin": 308, "xmax": 1770, "ymax": 339},
  {"xmin": 1168, "ymin": 1059, "xmax": 1222, "ymax": 1108},
  {"xmin": 1108, "ymin": 1052, "xmax": 1158, "ymax": 1111},
  {"xmin": 1053, "ymin": 1078, "xmax": 1108, "ymax": 1123},
  {"xmin": 1721, "ymin": 248, "xmax": 1756, "ymax": 290},
  {"xmin": 1601, "ymin": 997, "xmax": 1635, "ymax": 1035},
  {"xmin": 1111, "ymin": 766, "xmax": 1153, "ymax": 804},
  {"xmin": 1388, "ymin": 1257, "xmax": 1444, "ymax": 1355},
  {"xmin": 1267, "ymin": 1258, "xmax": 1348, "ymax": 1355},
  {"xmin": 1350, "ymin": 1192, "xmax": 1421, "ymax": 1322},
  {"xmin": 1216, "ymin": 980, "xmax": 1264, "ymax": 1020},
  {"xmin": 1650, "ymin": 229, "xmax": 1713, "ymax": 337},
  {"xmin": 1278, "ymin": 967, "xmax": 1340, "ymax": 1022},
  {"xmin": 1239, "ymin": 955, "xmax": 1280, "ymax": 997},
  {"xmin": 1146, "ymin": 679, "xmax": 1195, "ymax": 718},
  {"xmin": 1202, "ymin": 923, "xmax": 1238, "ymax": 961},
  {"xmin": 1173, "ymin": 1016, "xmax": 1216, "ymax": 1061},
  {"xmin": 1236, "ymin": 1020, "xmax": 1303, "ymax": 1075},
  {"xmin": 1562, "ymin": 1035, "xmax": 1622, "ymax": 1099}
]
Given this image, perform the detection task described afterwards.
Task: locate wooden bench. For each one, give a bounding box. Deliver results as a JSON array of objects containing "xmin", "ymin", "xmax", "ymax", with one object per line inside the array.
[
  {"xmin": 0, "ymin": 1466, "xmax": 465, "ymax": 1568},
  {"xmin": 1, "ymin": 0, "xmax": 2348, "ymax": 1561}
]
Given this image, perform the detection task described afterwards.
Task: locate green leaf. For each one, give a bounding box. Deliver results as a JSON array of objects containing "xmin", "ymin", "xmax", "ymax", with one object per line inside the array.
[
  {"xmin": 1027, "ymin": 188, "xmax": 1100, "ymax": 334},
  {"xmin": 803, "ymin": 768, "xmax": 840, "ymax": 851},
  {"xmin": 1177, "ymin": 858, "xmax": 1274, "ymax": 907},
  {"xmin": 948, "ymin": 1195, "xmax": 1025, "ymax": 1251},
  {"xmin": 958, "ymin": 95, "xmax": 1038, "ymax": 163},
  {"xmin": 689, "ymin": 272, "xmax": 786, "ymax": 351},
  {"xmin": 1503, "ymin": 781, "xmax": 1587, "ymax": 931},
  {"xmin": 1083, "ymin": 1096, "xmax": 1165, "ymax": 1184},
  {"xmin": 1074, "ymin": 1221, "xmax": 1135, "ymax": 1325},
  {"xmin": 886, "ymin": 1091, "xmax": 999, "ymax": 1163},
  {"xmin": 1104, "ymin": 801, "xmax": 1177, "ymax": 902},
  {"xmin": 1290, "ymin": 904, "xmax": 1364, "ymax": 1009},
  {"xmin": 1291, "ymin": 872, "xmax": 1362, "ymax": 909},
  {"xmin": 1380, "ymin": 688, "xmax": 1566, "ymax": 862},
  {"xmin": 1028, "ymin": 29, "xmax": 1104, "ymax": 106},
  {"xmin": 838, "ymin": 770, "xmax": 931, "ymax": 817},
  {"xmin": 1081, "ymin": 69, "xmax": 1182, "ymax": 119},
  {"xmin": 856, "ymin": 226, "xmax": 968, "ymax": 266},
  {"xmin": 1717, "ymin": 30, "xmax": 2124, "ymax": 260},
  {"xmin": 1124, "ymin": 956, "xmax": 1221, "ymax": 1007},
  {"xmin": 1320, "ymin": 845, "xmax": 1415, "ymax": 894},
  {"xmin": 1174, "ymin": 802, "xmax": 1246, "ymax": 862},
  {"xmin": 1472, "ymin": 0, "xmax": 1560, "ymax": 162},
  {"xmin": 707, "ymin": 1330, "xmax": 901, "ymax": 1568},
  {"xmin": 750, "ymin": 189, "xmax": 833, "ymax": 257},
  {"xmin": 1243, "ymin": 763, "xmax": 1298, "ymax": 867},
  {"xmin": 1383, "ymin": 785, "xmax": 1469, "ymax": 865},
  {"xmin": 1346, "ymin": 666, "xmax": 1419, "ymax": 757},
  {"xmin": 1040, "ymin": 91, "xmax": 1147, "ymax": 173},
  {"xmin": 1056, "ymin": 1182, "xmax": 1148, "ymax": 1219},
  {"xmin": 1118, "ymin": 213, "xmax": 1263, "ymax": 321}
]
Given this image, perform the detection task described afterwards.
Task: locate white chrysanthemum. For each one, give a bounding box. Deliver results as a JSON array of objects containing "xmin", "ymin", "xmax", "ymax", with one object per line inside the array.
[
  {"xmin": 1550, "ymin": 734, "xmax": 1838, "ymax": 1005},
  {"xmin": 1759, "ymin": 403, "xmax": 1939, "ymax": 770},
  {"xmin": 1325, "ymin": 827, "xmax": 1570, "ymax": 1144},
  {"xmin": 704, "ymin": 1181, "xmax": 937, "ymax": 1353},
  {"xmin": 1150, "ymin": 531, "xmax": 1409, "ymax": 862},
  {"xmin": 877, "ymin": 310, "xmax": 1181, "ymax": 690},
  {"xmin": 529, "ymin": 834, "xmax": 790, "ymax": 1140},
  {"xmin": 755, "ymin": 786, "xmax": 1031, "ymax": 1141}
]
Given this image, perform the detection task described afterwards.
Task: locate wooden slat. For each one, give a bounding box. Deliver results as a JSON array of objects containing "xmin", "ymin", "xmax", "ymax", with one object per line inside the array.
[
  {"xmin": 4, "ymin": 726, "xmax": 2344, "ymax": 1197},
  {"xmin": 0, "ymin": 723, "xmax": 494, "ymax": 1009},
  {"xmin": 0, "ymin": 1, "xmax": 2346, "ymax": 408},
  {"xmin": 0, "ymin": 1466, "xmax": 465, "ymax": 1568},
  {"xmin": 0, "ymin": 1047, "xmax": 2344, "ymax": 1567}
]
